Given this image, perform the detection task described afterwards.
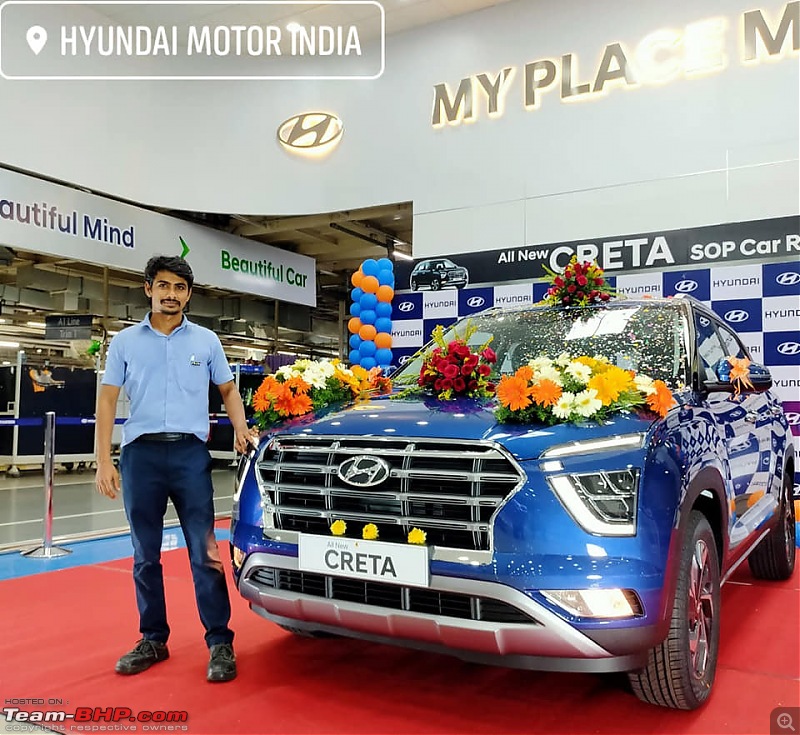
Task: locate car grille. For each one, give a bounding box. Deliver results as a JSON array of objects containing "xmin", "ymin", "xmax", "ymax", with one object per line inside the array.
[
  {"xmin": 256, "ymin": 436, "xmax": 523, "ymax": 551},
  {"xmin": 249, "ymin": 568, "xmax": 539, "ymax": 625}
]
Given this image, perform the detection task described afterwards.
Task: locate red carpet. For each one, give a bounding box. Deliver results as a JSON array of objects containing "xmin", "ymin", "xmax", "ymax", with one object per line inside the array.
[{"xmin": 1, "ymin": 546, "xmax": 797, "ymax": 735}]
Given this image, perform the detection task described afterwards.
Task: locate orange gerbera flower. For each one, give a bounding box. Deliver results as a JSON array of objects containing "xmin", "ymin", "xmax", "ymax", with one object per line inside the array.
[
  {"xmin": 288, "ymin": 391, "xmax": 313, "ymax": 416},
  {"xmin": 497, "ymin": 375, "xmax": 532, "ymax": 411},
  {"xmin": 273, "ymin": 385, "xmax": 295, "ymax": 416},
  {"xmin": 253, "ymin": 376, "xmax": 281, "ymax": 412},
  {"xmin": 515, "ymin": 365, "xmax": 534, "ymax": 382},
  {"xmin": 645, "ymin": 380, "xmax": 676, "ymax": 417},
  {"xmin": 284, "ymin": 375, "xmax": 311, "ymax": 394},
  {"xmin": 529, "ymin": 378, "xmax": 562, "ymax": 407}
]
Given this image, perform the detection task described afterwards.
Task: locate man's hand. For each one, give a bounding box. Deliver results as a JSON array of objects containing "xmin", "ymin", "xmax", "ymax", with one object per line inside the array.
[
  {"xmin": 95, "ymin": 460, "xmax": 121, "ymax": 499},
  {"xmin": 234, "ymin": 426, "xmax": 258, "ymax": 455}
]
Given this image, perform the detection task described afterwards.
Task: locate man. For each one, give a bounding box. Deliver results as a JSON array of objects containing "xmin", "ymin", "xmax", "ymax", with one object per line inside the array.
[{"xmin": 95, "ymin": 255, "xmax": 253, "ymax": 683}]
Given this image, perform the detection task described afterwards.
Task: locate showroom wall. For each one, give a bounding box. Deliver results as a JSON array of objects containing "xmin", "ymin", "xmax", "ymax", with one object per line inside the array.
[{"xmin": 0, "ymin": 0, "xmax": 796, "ymax": 258}]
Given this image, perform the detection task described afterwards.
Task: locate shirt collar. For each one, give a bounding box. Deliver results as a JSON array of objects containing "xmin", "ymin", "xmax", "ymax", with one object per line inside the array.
[{"xmin": 142, "ymin": 313, "xmax": 190, "ymax": 335}]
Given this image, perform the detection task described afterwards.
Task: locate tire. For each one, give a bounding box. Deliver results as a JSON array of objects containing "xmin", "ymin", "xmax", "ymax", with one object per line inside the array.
[
  {"xmin": 748, "ymin": 468, "xmax": 796, "ymax": 580},
  {"xmin": 410, "ymin": 278, "xmax": 418, "ymax": 291},
  {"xmin": 628, "ymin": 511, "xmax": 720, "ymax": 710},
  {"xmin": 430, "ymin": 278, "xmax": 441, "ymax": 291}
]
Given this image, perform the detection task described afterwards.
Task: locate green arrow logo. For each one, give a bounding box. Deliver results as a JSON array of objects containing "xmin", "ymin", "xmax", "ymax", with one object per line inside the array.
[{"xmin": 179, "ymin": 236, "xmax": 190, "ymax": 259}]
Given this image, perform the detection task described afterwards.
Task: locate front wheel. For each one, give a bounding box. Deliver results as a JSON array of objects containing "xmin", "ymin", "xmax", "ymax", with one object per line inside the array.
[
  {"xmin": 748, "ymin": 467, "xmax": 796, "ymax": 580},
  {"xmin": 430, "ymin": 278, "xmax": 441, "ymax": 291},
  {"xmin": 628, "ymin": 511, "xmax": 720, "ymax": 710}
]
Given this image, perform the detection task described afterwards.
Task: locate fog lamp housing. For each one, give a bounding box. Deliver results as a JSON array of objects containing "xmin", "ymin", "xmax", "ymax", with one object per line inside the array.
[{"xmin": 541, "ymin": 588, "xmax": 643, "ymax": 618}]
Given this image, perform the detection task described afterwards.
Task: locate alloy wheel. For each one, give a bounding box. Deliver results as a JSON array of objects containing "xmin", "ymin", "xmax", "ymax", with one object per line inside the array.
[{"xmin": 688, "ymin": 538, "xmax": 715, "ymax": 680}]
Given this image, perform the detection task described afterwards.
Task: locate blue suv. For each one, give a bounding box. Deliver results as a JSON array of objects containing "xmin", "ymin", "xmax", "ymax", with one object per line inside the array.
[{"xmin": 230, "ymin": 297, "xmax": 795, "ymax": 710}]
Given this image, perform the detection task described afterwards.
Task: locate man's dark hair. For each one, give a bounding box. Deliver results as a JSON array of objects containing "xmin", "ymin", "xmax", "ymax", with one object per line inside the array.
[{"xmin": 144, "ymin": 255, "xmax": 194, "ymax": 289}]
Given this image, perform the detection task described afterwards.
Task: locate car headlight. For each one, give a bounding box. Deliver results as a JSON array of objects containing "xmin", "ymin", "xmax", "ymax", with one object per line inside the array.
[{"xmin": 548, "ymin": 469, "xmax": 639, "ymax": 536}]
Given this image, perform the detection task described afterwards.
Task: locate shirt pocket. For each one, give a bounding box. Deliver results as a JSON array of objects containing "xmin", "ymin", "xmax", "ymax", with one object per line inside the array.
[{"xmin": 177, "ymin": 349, "xmax": 211, "ymax": 396}]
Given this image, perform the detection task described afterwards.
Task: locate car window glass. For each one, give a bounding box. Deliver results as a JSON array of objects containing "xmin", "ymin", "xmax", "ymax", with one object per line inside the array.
[
  {"xmin": 695, "ymin": 315, "xmax": 726, "ymax": 381},
  {"xmin": 718, "ymin": 324, "xmax": 746, "ymax": 360}
]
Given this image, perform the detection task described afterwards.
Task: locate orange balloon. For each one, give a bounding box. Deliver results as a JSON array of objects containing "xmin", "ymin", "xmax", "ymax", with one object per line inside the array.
[
  {"xmin": 359, "ymin": 324, "xmax": 377, "ymax": 341},
  {"xmin": 361, "ymin": 275, "xmax": 379, "ymax": 294},
  {"xmin": 351, "ymin": 270, "xmax": 363, "ymax": 288},
  {"xmin": 348, "ymin": 317, "xmax": 362, "ymax": 334},
  {"xmin": 375, "ymin": 332, "xmax": 392, "ymax": 349},
  {"xmin": 376, "ymin": 285, "xmax": 394, "ymax": 303}
]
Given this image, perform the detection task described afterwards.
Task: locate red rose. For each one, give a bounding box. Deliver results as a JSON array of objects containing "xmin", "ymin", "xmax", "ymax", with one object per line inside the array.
[
  {"xmin": 595, "ymin": 278, "xmax": 604, "ymax": 286},
  {"xmin": 434, "ymin": 378, "xmax": 443, "ymax": 391},
  {"xmin": 468, "ymin": 379, "xmax": 479, "ymax": 391},
  {"xmin": 453, "ymin": 377, "xmax": 466, "ymax": 392},
  {"xmin": 454, "ymin": 344, "xmax": 471, "ymax": 359},
  {"xmin": 440, "ymin": 378, "xmax": 453, "ymax": 390},
  {"xmin": 443, "ymin": 363, "xmax": 459, "ymax": 379},
  {"xmin": 600, "ymin": 292, "xmax": 610, "ymax": 301},
  {"xmin": 486, "ymin": 382, "xmax": 495, "ymax": 392},
  {"xmin": 577, "ymin": 275, "xmax": 588, "ymax": 286},
  {"xmin": 464, "ymin": 354, "xmax": 479, "ymax": 368},
  {"xmin": 461, "ymin": 364, "xmax": 474, "ymax": 376},
  {"xmin": 477, "ymin": 364, "xmax": 491, "ymax": 377},
  {"xmin": 554, "ymin": 276, "xmax": 565, "ymax": 288},
  {"xmin": 563, "ymin": 296, "xmax": 570, "ymax": 303},
  {"xmin": 481, "ymin": 347, "xmax": 497, "ymax": 363},
  {"xmin": 567, "ymin": 284, "xmax": 576, "ymax": 293},
  {"xmin": 573, "ymin": 262, "xmax": 583, "ymax": 276}
]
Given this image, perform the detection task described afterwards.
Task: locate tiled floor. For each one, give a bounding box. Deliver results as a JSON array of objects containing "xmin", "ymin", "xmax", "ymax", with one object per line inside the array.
[{"xmin": 0, "ymin": 461, "xmax": 237, "ymax": 551}]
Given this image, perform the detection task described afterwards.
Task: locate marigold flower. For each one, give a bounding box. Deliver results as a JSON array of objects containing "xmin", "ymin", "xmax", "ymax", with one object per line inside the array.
[
  {"xmin": 497, "ymin": 375, "xmax": 533, "ymax": 411},
  {"xmin": 587, "ymin": 366, "xmax": 633, "ymax": 406},
  {"xmin": 407, "ymin": 527, "xmax": 427, "ymax": 545},
  {"xmin": 645, "ymin": 381, "xmax": 676, "ymax": 417},
  {"xmin": 362, "ymin": 523, "xmax": 379, "ymax": 540},
  {"xmin": 515, "ymin": 365, "xmax": 534, "ymax": 382},
  {"xmin": 330, "ymin": 520, "xmax": 347, "ymax": 536}
]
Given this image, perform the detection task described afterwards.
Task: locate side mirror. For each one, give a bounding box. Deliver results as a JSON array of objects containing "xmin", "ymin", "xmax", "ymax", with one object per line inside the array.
[{"xmin": 703, "ymin": 357, "xmax": 772, "ymax": 394}]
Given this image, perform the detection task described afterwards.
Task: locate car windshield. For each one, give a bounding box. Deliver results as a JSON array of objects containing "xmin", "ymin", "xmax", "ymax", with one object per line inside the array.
[{"xmin": 393, "ymin": 302, "xmax": 690, "ymax": 388}]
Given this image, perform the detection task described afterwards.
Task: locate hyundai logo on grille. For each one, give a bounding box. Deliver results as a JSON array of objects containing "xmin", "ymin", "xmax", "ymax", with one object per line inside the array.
[
  {"xmin": 777, "ymin": 272, "xmax": 800, "ymax": 286},
  {"xmin": 397, "ymin": 301, "xmax": 415, "ymax": 312},
  {"xmin": 337, "ymin": 455, "xmax": 391, "ymax": 487},
  {"xmin": 277, "ymin": 112, "xmax": 343, "ymax": 153},
  {"xmin": 777, "ymin": 342, "xmax": 800, "ymax": 355},
  {"xmin": 674, "ymin": 279, "xmax": 698, "ymax": 293},
  {"xmin": 466, "ymin": 296, "xmax": 486, "ymax": 308},
  {"xmin": 785, "ymin": 412, "xmax": 800, "ymax": 425},
  {"xmin": 724, "ymin": 309, "xmax": 749, "ymax": 323}
]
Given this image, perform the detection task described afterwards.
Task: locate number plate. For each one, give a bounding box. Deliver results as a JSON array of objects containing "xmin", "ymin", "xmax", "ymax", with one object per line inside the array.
[{"xmin": 298, "ymin": 534, "xmax": 430, "ymax": 587}]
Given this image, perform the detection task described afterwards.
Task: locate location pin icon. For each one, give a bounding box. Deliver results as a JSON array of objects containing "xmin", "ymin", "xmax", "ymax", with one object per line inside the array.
[{"xmin": 26, "ymin": 26, "xmax": 47, "ymax": 55}]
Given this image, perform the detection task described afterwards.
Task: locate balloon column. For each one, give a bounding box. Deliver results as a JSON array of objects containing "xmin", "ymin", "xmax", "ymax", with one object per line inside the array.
[{"xmin": 348, "ymin": 258, "xmax": 394, "ymax": 372}]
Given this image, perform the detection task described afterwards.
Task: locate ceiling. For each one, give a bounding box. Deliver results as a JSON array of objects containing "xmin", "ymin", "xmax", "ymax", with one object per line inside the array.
[{"xmin": 0, "ymin": 0, "xmax": 513, "ymax": 365}]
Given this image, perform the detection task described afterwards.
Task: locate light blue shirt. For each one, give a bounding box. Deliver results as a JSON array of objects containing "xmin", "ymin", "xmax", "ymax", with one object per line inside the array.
[{"xmin": 102, "ymin": 314, "xmax": 234, "ymax": 446}]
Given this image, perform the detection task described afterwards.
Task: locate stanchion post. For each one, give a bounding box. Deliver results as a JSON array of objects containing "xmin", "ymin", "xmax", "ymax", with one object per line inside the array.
[{"xmin": 21, "ymin": 411, "xmax": 72, "ymax": 559}]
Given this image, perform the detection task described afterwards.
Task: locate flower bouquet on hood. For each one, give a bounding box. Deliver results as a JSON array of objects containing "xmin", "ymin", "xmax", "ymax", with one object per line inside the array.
[
  {"xmin": 542, "ymin": 256, "xmax": 615, "ymax": 307},
  {"xmin": 250, "ymin": 359, "xmax": 391, "ymax": 430},
  {"xmin": 396, "ymin": 322, "xmax": 496, "ymax": 401}
]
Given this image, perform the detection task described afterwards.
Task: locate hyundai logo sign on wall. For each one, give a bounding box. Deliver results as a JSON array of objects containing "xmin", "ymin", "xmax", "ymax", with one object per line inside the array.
[
  {"xmin": 466, "ymin": 296, "xmax": 486, "ymax": 308},
  {"xmin": 398, "ymin": 355, "xmax": 412, "ymax": 365},
  {"xmin": 777, "ymin": 272, "xmax": 800, "ymax": 286},
  {"xmin": 785, "ymin": 412, "xmax": 800, "ymax": 426},
  {"xmin": 777, "ymin": 342, "xmax": 800, "ymax": 356},
  {"xmin": 724, "ymin": 310, "xmax": 750, "ymax": 323},
  {"xmin": 278, "ymin": 112, "xmax": 343, "ymax": 154},
  {"xmin": 674, "ymin": 280, "xmax": 698, "ymax": 293},
  {"xmin": 397, "ymin": 301, "xmax": 415, "ymax": 313}
]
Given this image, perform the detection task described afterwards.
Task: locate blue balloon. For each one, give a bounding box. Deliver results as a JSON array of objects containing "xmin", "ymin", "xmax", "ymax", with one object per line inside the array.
[
  {"xmin": 377, "ymin": 270, "xmax": 395, "ymax": 286},
  {"xmin": 361, "ymin": 259, "xmax": 380, "ymax": 277},
  {"xmin": 359, "ymin": 309, "xmax": 376, "ymax": 325},
  {"xmin": 360, "ymin": 356, "xmax": 377, "ymax": 370},
  {"xmin": 360, "ymin": 340, "xmax": 377, "ymax": 357},
  {"xmin": 349, "ymin": 334, "xmax": 362, "ymax": 350},
  {"xmin": 375, "ymin": 317, "xmax": 392, "ymax": 334},
  {"xmin": 375, "ymin": 348, "xmax": 393, "ymax": 365},
  {"xmin": 349, "ymin": 349, "xmax": 361, "ymax": 365},
  {"xmin": 359, "ymin": 292, "xmax": 378, "ymax": 310},
  {"xmin": 377, "ymin": 258, "xmax": 393, "ymax": 271},
  {"xmin": 351, "ymin": 287, "xmax": 364, "ymax": 302},
  {"xmin": 349, "ymin": 302, "xmax": 361, "ymax": 317},
  {"xmin": 375, "ymin": 302, "xmax": 393, "ymax": 318}
]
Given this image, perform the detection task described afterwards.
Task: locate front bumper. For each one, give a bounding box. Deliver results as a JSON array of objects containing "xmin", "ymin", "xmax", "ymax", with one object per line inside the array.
[{"xmin": 238, "ymin": 551, "xmax": 654, "ymax": 672}]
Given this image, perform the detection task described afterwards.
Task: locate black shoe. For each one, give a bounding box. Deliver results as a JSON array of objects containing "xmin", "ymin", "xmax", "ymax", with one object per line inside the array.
[
  {"xmin": 207, "ymin": 643, "xmax": 236, "ymax": 682},
  {"xmin": 115, "ymin": 639, "xmax": 169, "ymax": 675}
]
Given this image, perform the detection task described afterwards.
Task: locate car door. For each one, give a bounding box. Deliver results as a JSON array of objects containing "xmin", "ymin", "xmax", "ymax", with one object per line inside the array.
[{"xmin": 694, "ymin": 313, "xmax": 773, "ymax": 549}]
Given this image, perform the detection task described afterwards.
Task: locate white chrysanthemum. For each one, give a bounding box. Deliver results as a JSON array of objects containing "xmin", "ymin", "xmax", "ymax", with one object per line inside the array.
[
  {"xmin": 565, "ymin": 361, "xmax": 592, "ymax": 384},
  {"xmin": 574, "ymin": 388, "xmax": 603, "ymax": 417},
  {"xmin": 535, "ymin": 364, "xmax": 563, "ymax": 386},
  {"xmin": 317, "ymin": 360, "xmax": 336, "ymax": 377},
  {"xmin": 552, "ymin": 392, "xmax": 575, "ymax": 419},
  {"xmin": 276, "ymin": 365, "xmax": 300, "ymax": 380},
  {"xmin": 303, "ymin": 370, "xmax": 329, "ymax": 390},
  {"xmin": 634, "ymin": 374, "xmax": 656, "ymax": 396},
  {"xmin": 555, "ymin": 352, "xmax": 572, "ymax": 367},
  {"xmin": 528, "ymin": 356, "xmax": 554, "ymax": 372}
]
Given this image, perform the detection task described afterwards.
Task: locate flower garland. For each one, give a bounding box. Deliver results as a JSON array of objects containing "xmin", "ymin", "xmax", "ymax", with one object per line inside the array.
[
  {"xmin": 396, "ymin": 322, "xmax": 496, "ymax": 401},
  {"xmin": 330, "ymin": 520, "xmax": 427, "ymax": 545},
  {"xmin": 495, "ymin": 354, "xmax": 675, "ymax": 425},
  {"xmin": 250, "ymin": 359, "xmax": 391, "ymax": 431},
  {"xmin": 542, "ymin": 256, "xmax": 615, "ymax": 307}
]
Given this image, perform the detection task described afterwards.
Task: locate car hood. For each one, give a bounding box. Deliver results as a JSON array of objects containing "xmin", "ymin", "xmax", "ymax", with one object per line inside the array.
[{"xmin": 267, "ymin": 394, "xmax": 656, "ymax": 462}]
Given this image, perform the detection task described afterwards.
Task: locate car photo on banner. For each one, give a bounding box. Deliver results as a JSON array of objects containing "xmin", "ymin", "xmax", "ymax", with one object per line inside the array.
[{"xmin": 409, "ymin": 258, "xmax": 469, "ymax": 291}]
